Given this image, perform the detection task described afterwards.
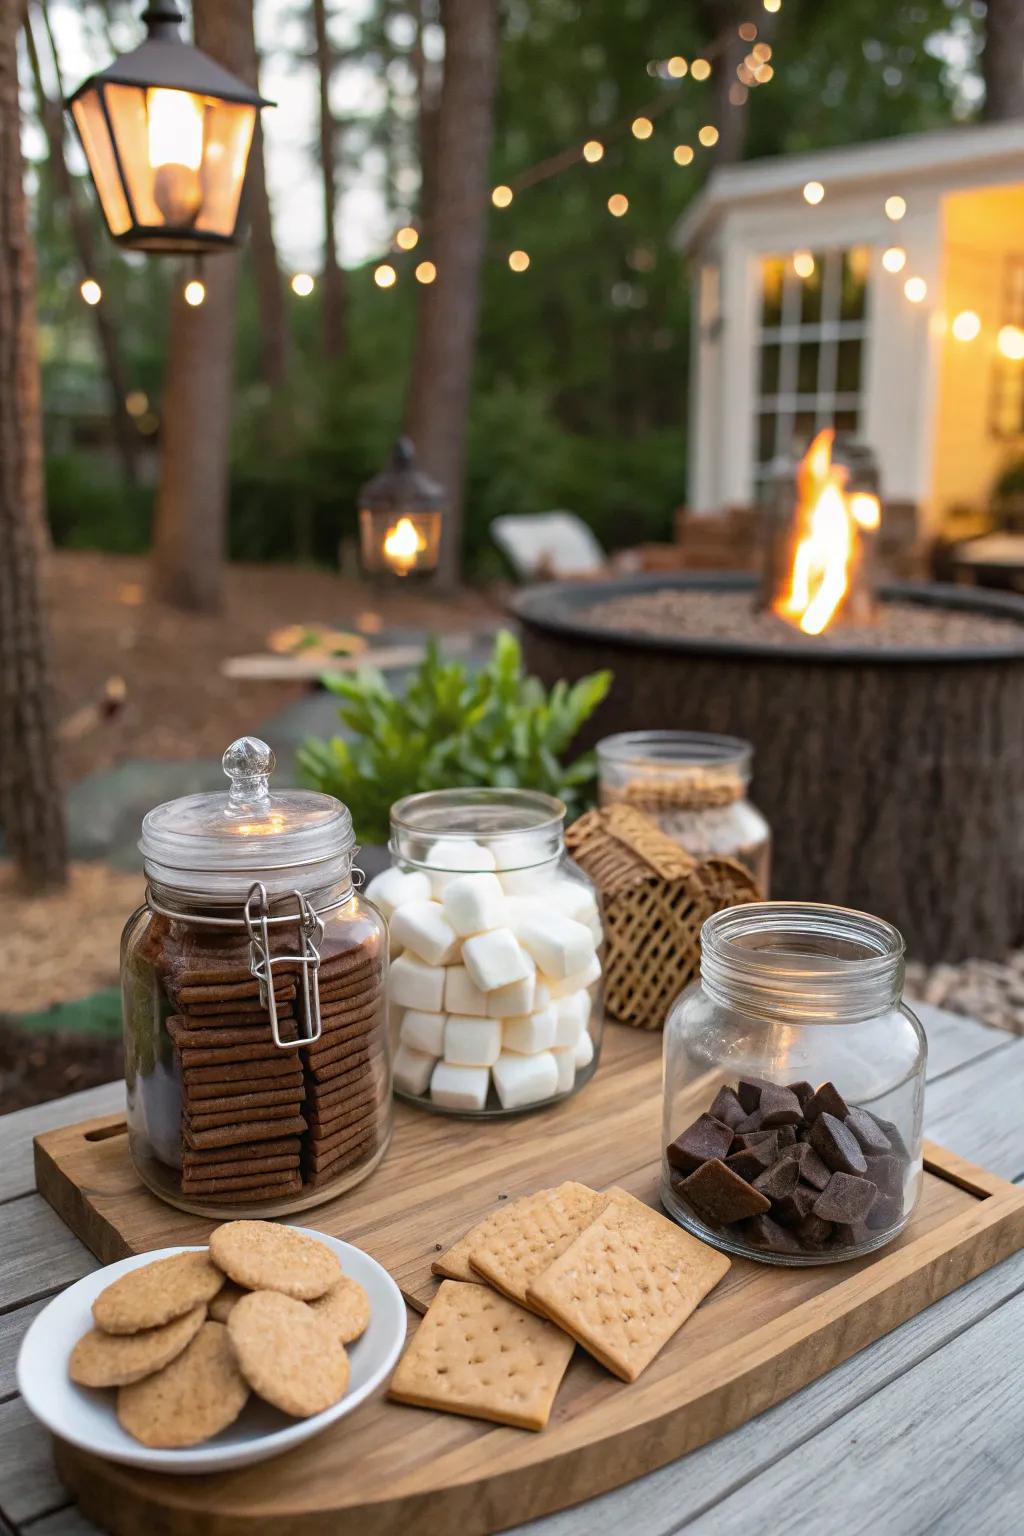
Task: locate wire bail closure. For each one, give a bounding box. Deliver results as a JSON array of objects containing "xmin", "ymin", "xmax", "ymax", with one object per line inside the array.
[{"xmin": 244, "ymin": 881, "xmax": 324, "ymax": 1048}]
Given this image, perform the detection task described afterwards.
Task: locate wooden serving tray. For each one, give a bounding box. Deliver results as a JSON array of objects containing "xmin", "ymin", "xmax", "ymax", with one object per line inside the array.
[{"xmin": 35, "ymin": 1025, "xmax": 1024, "ymax": 1536}]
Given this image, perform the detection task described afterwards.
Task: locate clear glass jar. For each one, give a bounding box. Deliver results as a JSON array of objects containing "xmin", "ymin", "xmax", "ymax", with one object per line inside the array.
[
  {"xmin": 597, "ymin": 731, "xmax": 772, "ymax": 894},
  {"xmin": 121, "ymin": 737, "xmax": 391, "ymax": 1218},
  {"xmin": 662, "ymin": 903, "xmax": 926, "ymax": 1265},
  {"xmin": 371, "ymin": 787, "xmax": 603, "ymax": 1117}
]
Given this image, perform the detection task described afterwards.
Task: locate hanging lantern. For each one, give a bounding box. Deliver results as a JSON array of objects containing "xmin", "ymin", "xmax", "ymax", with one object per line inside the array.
[
  {"xmin": 358, "ymin": 439, "xmax": 445, "ymax": 578},
  {"xmin": 67, "ymin": 2, "xmax": 270, "ymax": 255}
]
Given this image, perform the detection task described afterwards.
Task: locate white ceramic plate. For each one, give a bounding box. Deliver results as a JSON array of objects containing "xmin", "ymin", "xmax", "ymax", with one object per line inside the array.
[{"xmin": 17, "ymin": 1229, "xmax": 407, "ymax": 1474}]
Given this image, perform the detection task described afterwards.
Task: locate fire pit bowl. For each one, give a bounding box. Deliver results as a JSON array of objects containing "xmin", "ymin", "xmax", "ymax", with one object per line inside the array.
[{"xmin": 513, "ymin": 573, "xmax": 1024, "ymax": 963}]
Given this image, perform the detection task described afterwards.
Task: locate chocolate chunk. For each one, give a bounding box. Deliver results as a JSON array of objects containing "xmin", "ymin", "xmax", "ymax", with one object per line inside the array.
[
  {"xmin": 865, "ymin": 1191, "xmax": 904, "ymax": 1230},
  {"xmin": 813, "ymin": 1171, "xmax": 878, "ymax": 1224},
  {"xmin": 752, "ymin": 1157, "xmax": 801, "ymax": 1202},
  {"xmin": 733, "ymin": 1110, "xmax": 764, "ymax": 1134},
  {"xmin": 734, "ymin": 1129, "xmax": 780, "ymax": 1153},
  {"xmin": 845, "ymin": 1107, "xmax": 893, "ymax": 1155},
  {"xmin": 830, "ymin": 1220, "xmax": 874, "ymax": 1249},
  {"xmin": 871, "ymin": 1115, "xmax": 909, "ymax": 1158},
  {"xmin": 725, "ymin": 1147, "xmax": 774, "ymax": 1182},
  {"xmin": 804, "ymin": 1081, "xmax": 850, "ymax": 1123},
  {"xmin": 677, "ymin": 1158, "xmax": 771, "ymax": 1225},
  {"xmin": 666, "ymin": 1114, "xmax": 734, "ymax": 1173},
  {"xmin": 740, "ymin": 1213, "xmax": 804, "ymax": 1254},
  {"xmin": 775, "ymin": 1125, "xmax": 798, "ymax": 1149},
  {"xmin": 787, "ymin": 1080, "xmax": 814, "ymax": 1109},
  {"xmin": 809, "ymin": 1112, "xmax": 868, "ymax": 1175},
  {"xmin": 708, "ymin": 1086, "xmax": 746, "ymax": 1129},
  {"xmin": 778, "ymin": 1141, "xmax": 832, "ymax": 1191},
  {"xmin": 758, "ymin": 1084, "xmax": 804, "ymax": 1128},
  {"xmin": 864, "ymin": 1153, "xmax": 905, "ymax": 1197},
  {"xmin": 774, "ymin": 1184, "xmax": 817, "ymax": 1227},
  {"xmin": 737, "ymin": 1077, "xmax": 772, "ymax": 1114},
  {"xmin": 794, "ymin": 1213, "xmax": 833, "ymax": 1249}
]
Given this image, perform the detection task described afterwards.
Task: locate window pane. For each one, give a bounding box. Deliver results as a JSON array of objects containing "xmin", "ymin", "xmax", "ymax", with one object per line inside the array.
[
  {"xmin": 834, "ymin": 409, "xmax": 859, "ymax": 435},
  {"xmin": 799, "ymin": 256, "xmax": 825, "ymax": 323},
  {"xmin": 757, "ymin": 412, "xmax": 776, "ymax": 462},
  {"xmin": 793, "ymin": 412, "xmax": 816, "ymax": 452},
  {"xmin": 836, "ymin": 338, "xmax": 862, "ymax": 393},
  {"xmin": 840, "ymin": 248, "xmax": 869, "ymax": 320},
  {"xmin": 797, "ymin": 342, "xmax": 819, "ymax": 393},
  {"xmin": 761, "ymin": 257, "xmax": 785, "ymax": 326},
  {"xmin": 759, "ymin": 343, "xmax": 780, "ymax": 396}
]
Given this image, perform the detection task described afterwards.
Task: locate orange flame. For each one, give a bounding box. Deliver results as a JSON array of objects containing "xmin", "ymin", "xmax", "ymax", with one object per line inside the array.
[
  {"xmin": 382, "ymin": 516, "xmax": 427, "ymax": 576},
  {"xmin": 774, "ymin": 429, "xmax": 879, "ymax": 635}
]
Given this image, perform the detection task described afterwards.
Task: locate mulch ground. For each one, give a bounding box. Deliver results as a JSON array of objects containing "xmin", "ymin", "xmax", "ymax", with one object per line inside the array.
[{"xmin": 0, "ymin": 1019, "xmax": 123, "ymax": 1114}]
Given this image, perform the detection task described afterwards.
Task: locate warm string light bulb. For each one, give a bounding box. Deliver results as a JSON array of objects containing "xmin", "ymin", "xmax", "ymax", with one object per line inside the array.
[
  {"xmin": 491, "ymin": 184, "xmax": 513, "ymax": 208},
  {"xmin": 395, "ymin": 225, "xmax": 419, "ymax": 249},
  {"xmin": 998, "ymin": 325, "xmax": 1024, "ymax": 360},
  {"xmin": 607, "ymin": 193, "xmax": 629, "ymax": 217},
  {"xmin": 904, "ymin": 276, "xmax": 927, "ymax": 303},
  {"xmin": 582, "ymin": 139, "xmax": 604, "ymax": 163},
  {"xmin": 667, "ymin": 56, "xmax": 688, "ymax": 77},
  {"xmin": 184, "ymin": 278, "xmax": 205, "ymax": 306},
  {"xmin": 374, "ymin": 264, "xmax": 397, "ymax": 289},
  {"xmin": 290, "ymin": 272, "xmax": 314, "ymax": 296},
  {"xmin": 508, "ymin": 249, "xmax": 530, "ymax": 272},
  {"xmin": 691, "ymin": 58, "xmax": 711, "ymax": 81},
  {"xmin": 951, "ymin": 310, "xmax": 981, "ymax": 342},
  {"xmin": 763, "ymin": 0, "xmax": 782, "ymax": 11},
  {"xmin": 885, "ymin": 195, "xmax": 907, "ymax": 221},
  {"xmin": 673, "ymin": 144, "xmax": 694, "ymax": 166},
  {"xmin": 415, "ymin": 260, "xmax": 436, "ymax": 284},
  {"xmin": 80, "ymin": 278, "xmax": 102, "ymax": 305},
  {"xmin": 803, "ymin": 180, "xmax": 825, "ymax": 205},
  {"xmin": 792, "ymin": 251, "xmax": 815, "ymax": 279},
  {"xmin": 729, "ymin": 82, "xmax": 749, "ymax": 105},
  {"xmin": 739, "ymin": 22, "xmax": 758, "ymax": 41},
  {"xmin": 631, "ymin": 116, "xmax": 653, "ymax": 139},
  {"xmin": 882, "ymin": 246, "xmax": 907, "ymax": 273},
  {"xmin": 698, "ymin": 125, "xmax": 719, "ymax": 147}
]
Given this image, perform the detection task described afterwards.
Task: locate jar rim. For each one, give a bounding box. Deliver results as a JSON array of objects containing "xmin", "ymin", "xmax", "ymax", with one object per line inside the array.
[
  {"xmin": 597, "ymin": 731, "xmax": 752, "ymax": 772},
  {"xmin": 390, "ymin": 787, "xmax": 566, "ymax": 838}
]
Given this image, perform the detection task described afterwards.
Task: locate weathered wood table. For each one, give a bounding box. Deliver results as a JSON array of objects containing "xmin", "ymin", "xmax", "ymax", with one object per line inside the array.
[{"xmin": 2, "ymin": 1002, "xmax": 1022, "ymax": 1536}]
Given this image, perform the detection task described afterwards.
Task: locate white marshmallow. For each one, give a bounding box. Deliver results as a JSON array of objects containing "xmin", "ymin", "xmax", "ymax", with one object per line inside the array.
[
  {"xmin": 485, "ymin": 953, "xmax": 536, "ymax": 1018},
  {"xmin": 554, "ymin": 990, "xmax": 590, "ymax": 1047},
  {"xmin": 442, "ymin": 872, "xmax": 506, "ymax": 937},
  {"xmin": 501, "ymin": 896, "xmax": 534, "ymax": 935},
  {"xmin": 552, "ymin": 1048, "xmax": 576, "ymax": 1094},
  {"xmin": 390, "ymin": 899, "xmax": 460, "ymax": 967},
  {"xmin": 444, "ymin": 964, "xmax": 488, "ymax": 1016},
  {"xmin": 573, "ymin": 1030, "xmax": 595, "ymax": 1069},
  {"xmin": 499, "ymin": 859, "xmax": 561, "ymax": 896},
  {"xmin": 424, "ymin": 838, "xmax": 496, "ymax": 897},
  {"xmin": 546, "ymin": 879, "xmax": 599, "ymax": 927},
  {"xmin": 492, "ymin": 1050, "xmax": 559, "ymax": 1110},
  {"xmin": 444, "ymin": 1015, "xmax": 502, "ymax": 1067},
  {"xmin": 517, "ymin": 911, "xmax": 596, "ymax": 980},
  {"xmin": 364, "ymin": 866, "xmax": 431, "ymax": 921},
  {"xmin": 430, "ymin": 1061, "xmax": 490, "ymax": 1111},
  {"xmin": 544, "ymin": 950, "xmax": 602, "ymax": 999},
  {"xmin": 503, "ymin": 1006, "xmax": 557, "ymax": 1055},
  {"xmin": 389, "ymin": 951, "xmax": 446, "ymax": 1013},
  {"xmin": 400, "ymin": 1009, "xmax": 446, "ymax": 1056},
  {"xmin": 393, "ymin": 1043, "xmax": 435, "ymax": 1096},
  {"xmin": 462, "ymin": 927, "xmax": 531, "ymax": 992},
  {"xmin": 491, "ymin": 833, "xmax": 547, "ymax": 870}
]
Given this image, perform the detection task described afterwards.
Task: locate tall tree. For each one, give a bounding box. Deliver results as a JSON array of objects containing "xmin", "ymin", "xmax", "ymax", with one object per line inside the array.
[
  {"xmin": 699, "ymin": 0, "xmax": 749, "ymax": 166},
  {"xmin": 0, "ymin": 1, "xmax": 67, "ymax": 887},
  {"xmin": 404, "ymin": 0, "xmax": 500, "ymax": 588},
  {"xmin": 150, "ymin": 0, "xmax": 256, "ymax": 613},
  {"xmin": 239, "ymin": 6, "xmax": 291, "ymax": 389},
  {"xmin": 982, "ymin": 0, "xmax": 1024, "ymax": 119},
  {"xmin": 312, "ymin": 0, "xmax": 346, "ymax": 359}
]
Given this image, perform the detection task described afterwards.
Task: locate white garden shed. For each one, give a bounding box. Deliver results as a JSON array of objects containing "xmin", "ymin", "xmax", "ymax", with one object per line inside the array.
[{"xmin": 677, "ymin": 121, "xmax": 1024, "ymax": 533}]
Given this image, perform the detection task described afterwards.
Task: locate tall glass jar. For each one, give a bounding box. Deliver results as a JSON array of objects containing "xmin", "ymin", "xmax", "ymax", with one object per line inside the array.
[
  {"xmin": 370, "ymin": 788, "xmax": 603, "ymax": 1117},
  {"xmin": 662, "ymin": 903, "xmax": 926, "ymax": 1264},
  {"xmin": 597, "ymin": 731, "xmax": 771, "ymax": 894},
  {"xmin": 121, "ymin": 737, "xmax": 391, "ymax": 1218}
]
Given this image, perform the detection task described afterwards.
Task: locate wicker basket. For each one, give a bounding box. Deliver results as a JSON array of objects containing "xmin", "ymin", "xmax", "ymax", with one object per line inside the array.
[{"xmin": 566, "ymin": 805, "xmax": 762, "ymax": 1031}]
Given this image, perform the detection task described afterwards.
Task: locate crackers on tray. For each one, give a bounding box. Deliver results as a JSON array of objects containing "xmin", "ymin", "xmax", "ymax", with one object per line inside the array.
[{"xmin": 71, "ymin": 1222, "xmax": 370, "ymax": 1448}]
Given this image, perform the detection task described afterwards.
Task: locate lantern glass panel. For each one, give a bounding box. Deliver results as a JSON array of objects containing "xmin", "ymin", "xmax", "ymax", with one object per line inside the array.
[
  {"xmin": 359, "ymin": 508, "xmax": 442, "ymax": 577},
  {"xmin": 71, "ymin": 89, "xmax": 131, "ymax": 235},
  {"xmin": 194, "ymin": 98, "xmax": 256, "ymax": 235}
]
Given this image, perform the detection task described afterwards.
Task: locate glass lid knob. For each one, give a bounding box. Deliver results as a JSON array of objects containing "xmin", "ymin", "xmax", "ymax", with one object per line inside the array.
[{"xmin": 222, "ymin": 736, "xmax": 276, "ymax": 816}]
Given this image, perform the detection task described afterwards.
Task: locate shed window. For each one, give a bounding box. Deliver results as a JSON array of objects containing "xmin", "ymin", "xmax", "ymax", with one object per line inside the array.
[
  {"xmin": 991, "ymin": 254, "xmax": 1024, "ymax": 439},
  {"xmin": 753, "ymin": 246, "xmax": 870, "ymax": 498}
]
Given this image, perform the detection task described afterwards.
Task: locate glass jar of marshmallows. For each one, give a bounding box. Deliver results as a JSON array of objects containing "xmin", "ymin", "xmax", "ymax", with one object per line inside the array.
[{"xmin": 367, "ymin": 788, "xmax": 603, "ymax": 1116}]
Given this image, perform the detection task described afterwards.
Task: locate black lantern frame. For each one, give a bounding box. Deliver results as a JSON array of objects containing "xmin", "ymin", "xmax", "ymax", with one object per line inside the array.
[{"xmin": 358, "ymin": 438, "xmax": 446, "ymax": 578}]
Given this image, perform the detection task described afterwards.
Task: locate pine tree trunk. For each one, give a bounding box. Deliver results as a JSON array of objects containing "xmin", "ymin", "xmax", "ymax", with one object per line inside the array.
[
  {"xmin": 412, "ymin": 0, "xmax": 441, "ymax": 236},
  {"xmin": 150, "ymin": 0, "xmax": 256, "ymax": 614},
  {"xmin": 312, "ymin": 0, "xmax": 346, "ymax": 360},
  {"xmin": 983, "ymin": 0, "xmax": 1024, "ymax": 120},
  {"xmin": 404, "ymin": 0, "xmax": 500, "ymax": 589},
  {"xmin": 0, "ymin": 7, "xmax": 68, "ymax": 888},
  {"xmin": 700, "ymin": 0, "xmax": 754, "ymax": 167},
  {"xmin": 237, "ymin": 8, "xmax": 290, "ymax": 389}
]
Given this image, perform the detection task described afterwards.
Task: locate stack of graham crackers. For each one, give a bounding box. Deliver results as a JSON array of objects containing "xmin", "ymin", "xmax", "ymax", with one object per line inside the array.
[
  {"xmin": 301, "ymin": 945, "xmax": 389, "ymax": 1187},
  {"xmin": 388, "ymin": 1182, "xmax": 731, "ymax": 1431}
]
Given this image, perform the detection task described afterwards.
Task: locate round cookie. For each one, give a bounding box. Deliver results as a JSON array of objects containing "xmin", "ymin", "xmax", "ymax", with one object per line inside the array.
[
  {"xmin": 69, "ymin": 1303, "xmax": 205, "ymax": 1388},
  {"xmin": 116, "ymin": 1321, "xmax": 249, "ymax": 1448},
  {"xmin": 209, "ymin": 1281, "xmax": 249, "ymax": 1323},
  {"xmin": 305, "ymin": 1275, "xmax": 370, "ymax": 1345},
  {"xmin": 209, "ymin": 1220, "xmax": 342, "ymax": 1300},
  {"xmin": 92, "ymin": 1251, "xmax": 224, "ymax": 1335},
  {"xmin": 228, "ymin": 1290, "xmax": 350, "ymax": 1417}
]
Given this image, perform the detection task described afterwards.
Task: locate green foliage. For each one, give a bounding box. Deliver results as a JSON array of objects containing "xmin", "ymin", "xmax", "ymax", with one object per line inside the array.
[
  {"xmin": 45, "ymin": 453, "xmax": 153, "ymax": 553},
  {"xmin": 297, "ymin": 630, "xmax": 612, "ymax": 846}
]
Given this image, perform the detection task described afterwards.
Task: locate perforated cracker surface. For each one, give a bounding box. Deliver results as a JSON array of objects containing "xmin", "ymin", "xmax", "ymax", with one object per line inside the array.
[{"xmin": 468, "ymin": 1182, "xmax": 607, "ymax": 1306}]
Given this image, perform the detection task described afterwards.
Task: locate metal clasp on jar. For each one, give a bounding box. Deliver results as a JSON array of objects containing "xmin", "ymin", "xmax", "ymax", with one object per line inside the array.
[{"xmin": 244, "ymin": 882, "xmax": 324, "ymax": 1047}]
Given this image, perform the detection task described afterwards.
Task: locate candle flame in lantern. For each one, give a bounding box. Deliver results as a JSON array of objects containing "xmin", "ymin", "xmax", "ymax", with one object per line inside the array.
[
  {"xmin": 383, "ymin": 516, "xmax": 427, "ymax": 575},
  {"xmin": 774, "ymin": 429, "xmax": 878, "ymax": 635}
]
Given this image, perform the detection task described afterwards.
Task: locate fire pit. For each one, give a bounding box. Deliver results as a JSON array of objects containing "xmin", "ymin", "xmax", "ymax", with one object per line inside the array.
[{"xmin": 513, "ymin": 572, "xmax": 1024, "ymax": 964}]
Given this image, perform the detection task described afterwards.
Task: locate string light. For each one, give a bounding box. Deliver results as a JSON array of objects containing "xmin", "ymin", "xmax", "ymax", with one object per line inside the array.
[
  {"xmin": 415, "ymin": 260, "xmax": 436, "ymax": 284},
  {"xmin": 737, "ymin": 61, "xmax": 755, "ymax": 85},
  {"xmin": 374, "ymin": 263, "xmax": 397, "ymax": 288},
  {"xmin": 951, "ymin": 309, "xmax": 981, "ymax": 342},
  {"xmin": 698, "ymin": 125, "xmax": 719, "ymax": 147},
  {"xmin": 125, "ymin": 390, "xmax": 147, "ymax": 416},
  {"xmin": 631, "ymin": 116, "xmax": 653, "ymax": 139},
  {"xmin": 803, "ymin": 180, "xmax": 825, "ymax": 205},
  {"xmin": 792, "ymin": 251, "xmax": 815, "ymax": 279},
  {"xmin": 904, "ymin": 276, "xmax": 927, "ymax": 303},
  {"xmin": 739, "ymin": 22, "xmax": 758, "ymax": 41},
  {"xmin": 691, "ymin": 58, "xmax": 711, "ymax": 81},
  {"xmin": 667, "ymin": 56, "xmax": 688, "ymax": 77},
  {"xmin": 753, "ymin": 42, "xmax": 772, "ymax": 60},
  {"xmin": 763, "ymin": 0, "xmax": 782, "ymax": 11},
  {"xmin": 491, "ymin": 185, "xmax": 513, "ymax": 208},
  {"xmin": 290, "ymin": 272, "xmax": 314, "ymax": 296},
  {"xmin": 673, "ymin": 144, "xmax": 695, "ymax": 165},
  {"xmin": 80, "ymin": 278, "xmax": 102, "ymax": 305},
  {"xmin": 607, "ymin": 193, "xmax": 629, "ymax": 217},
  {"xmin": 730, "ymin": 83, "xmax": 749, "ymax": 105},
  {"xmin": 882, "ymin": 246, "xmax": 907, "ymax": 273},
  {"xmin": 508, "ymin": 249, "xmax": 530, "ymax": 272},
  {"xmin": 582, "ymin": 139, "xmax": 604, "ymax": 163},
  {"xmin": 395, "ymin": 225, "xmax": 419, "ymax": 249},
  {"xmin": 997, "ymin": 325, "xmax": 1024, "ymax": 360},
  {"xmin": 184, "ymin": 279, "xmax": 205, "ymax": 306},
  {"xmin": 754, "ymin": 63, "xmax": 774, "ymax": 82},
  {"xmin": 885, "ymin": 195, "xmax": 907, "ymax": 221}
]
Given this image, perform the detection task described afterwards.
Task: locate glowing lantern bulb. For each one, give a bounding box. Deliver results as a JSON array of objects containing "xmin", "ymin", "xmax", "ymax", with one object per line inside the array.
[
  {"xmin": 147, "ymin": 87, "xmax": 204, "ymax": 225},
  {"xmin": 383, "ymin": 517, "xmax": 427, "ymax": 576}
]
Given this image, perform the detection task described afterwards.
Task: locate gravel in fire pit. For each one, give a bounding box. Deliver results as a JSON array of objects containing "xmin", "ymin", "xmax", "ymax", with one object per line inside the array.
[{"xmin": 582, "ymin": 590, "xmax": 1024, "ymax": 651}]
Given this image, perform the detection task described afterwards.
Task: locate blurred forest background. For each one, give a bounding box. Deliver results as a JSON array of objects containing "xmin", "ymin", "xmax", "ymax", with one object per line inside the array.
[{"xmin": 25, "ymin": 0, "xmax": 998, "ymax": 581}]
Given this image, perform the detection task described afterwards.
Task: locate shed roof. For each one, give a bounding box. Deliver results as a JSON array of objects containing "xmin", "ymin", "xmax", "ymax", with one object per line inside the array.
[{"xmin": 675, "ymin": 120, "xmax": 1024, "ymax": 252}]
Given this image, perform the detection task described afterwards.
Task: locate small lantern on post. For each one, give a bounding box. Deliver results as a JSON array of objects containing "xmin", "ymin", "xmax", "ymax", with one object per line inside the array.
[
  {"xmin": 358, "ymin": 439, "xmax": 445, "ymax": 578},
  {"xmin": 67, "ymin": 2, "xmax": 270, "ymax": 255}
]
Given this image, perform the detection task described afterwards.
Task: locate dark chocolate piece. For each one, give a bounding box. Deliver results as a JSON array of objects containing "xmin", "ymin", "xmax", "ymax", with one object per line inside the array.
[
  {"xmin": 677, "ymin": 1158, "xmax": 771, "ymax": 1225},
  {"xmin": 774, "ymin": 1185, "xmax": 817, "ymax": 1227},
  {"xmin": 740, "ymin": 1213, "xmax": 804, "ymax": 1254},
  {"xmin": 845, "ymin": 1107, "xmax": 893, "ymax": 1155},
  {"xmin": 787, "ymin": 1080, "xmax": 814, "ymax": 1109},
  {"xmin": 830, "ymin": 1220, "xmax": 875, "ymax": 1249},
  {"xmin": 871, "ymin": 1115, "xmax": 909, "ymax": 1158},
  {"xmin": 708, "ymin": 1085, "xmax": 746, "ymax": 1129},
  {"xmin": 725, "ymin": 1147, "xmax": 774, "ymax": 1182},
  {"xmin": 865, "ymin": 1191, "xmax": 904, "ymax": 1230},
  {"xmin": 752, "ymin": 1157, "xmax": 801, "ymax": 1202},
  {"xmin": 794, "ymin": 1213, "xmax": 834, "ymax": 1249},
  {"xmin": 737, "ymin": 1077, "xmax": 772, "ymax": 1114},
  {"xmin": 758, "ymin": 1084, "xmax": 804, "ymax": 1128},
  {"xmin": 733, "ymin": 1110, "xmax": 764, "ymax": 1134},
  {"xmin": 734, "ymin": 1129, "xmax": 780, "ymax": 1153},
  {"xmin": 666, "ymin": 1113, "xmax": 734, "ymax": 1173},
  {"xmin": 809, "ymin": 1111, "xmax": 868, "ymax": 1175},
  {"xmin": 778, "ymin": 1141, "xmax": 832, "ymax": 1191},
  {"xmin": 804, "ymin": 1081, "xmax": 850, "ymax": 1123},
  {"xmin": 864, "ymin": 1153, "xmax": 905, "ymax": 1197},
  {"xmin": 813, "ymin": 1171, "xmax": 878, "ymax": 1224},
  {"xmin": 775, "ymin": 1125, "xmax": 798, "ymax": 1149}
]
